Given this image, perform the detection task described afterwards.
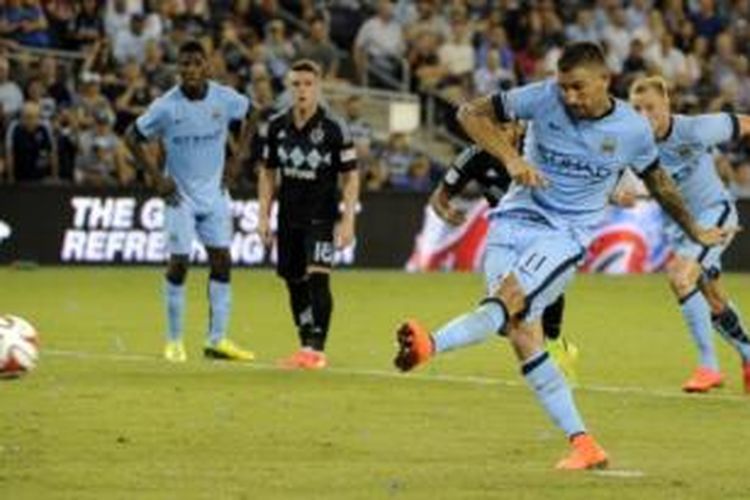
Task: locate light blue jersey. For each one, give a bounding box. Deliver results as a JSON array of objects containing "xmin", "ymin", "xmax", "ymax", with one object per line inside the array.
[
  {"xmin": 491, "ymin": 79, "xmax": 658, "ymax": 242},
  {"xmin": 136, "ymin": 81, "xmax": 250, "ymax": 212},
  {"xmin": 657, "ymin": 113, "xmax": 737, "ymax": 215}
]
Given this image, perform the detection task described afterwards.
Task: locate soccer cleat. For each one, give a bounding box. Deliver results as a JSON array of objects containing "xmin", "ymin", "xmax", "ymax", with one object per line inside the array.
[
  {"xmin": 555, "ymin": 434, "xmax": 609, "ymax": 471},
  {"xmin": 682, "ymin": 366, "xmax": 724, "ymax": 393},
  {"xmin": 546, "ymin": 337, "xmax": 579, "ymax": 384},
  {"xmin": 164, "ymin": 340, "xmax": 187, "ymax": 363},
  {"xmin": 743, "ymin": 363, "xmax": 750, "ymax": 395},
  {"xmin": 278, "ymin": 349, "xmax": 327, "ymax": 370},
  {"xmin": 203, "ymin": 338, "xmax": 255, "ymax": 361},
  {"xmin": 394, "ymin": 320, "xmax": 433, "ymax": 372}
]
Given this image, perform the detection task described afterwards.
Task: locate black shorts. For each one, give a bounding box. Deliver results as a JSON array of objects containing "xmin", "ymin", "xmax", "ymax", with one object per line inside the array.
[{"xmin": 276, "ymin": 222, "xmax": 335, "ymax": 280}]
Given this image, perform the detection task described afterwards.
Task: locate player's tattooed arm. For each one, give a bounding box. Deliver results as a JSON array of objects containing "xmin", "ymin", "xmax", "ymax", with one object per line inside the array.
[
  {"xmin": 457, "ymin": 97, "xmax": 546, "ymax": 188},
  {"xmin": 642, "ymin": 165, "xmax": 732, "ymax": 246},
  {"xmin": 124, "ymin": 124, "xmax": 179, "ymax": 205}
]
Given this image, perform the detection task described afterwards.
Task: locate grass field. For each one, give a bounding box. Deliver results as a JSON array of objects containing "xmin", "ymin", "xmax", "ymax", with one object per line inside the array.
[{"xmin": 2, "ymin": 268, "xmax": 750, "ymax": 499}]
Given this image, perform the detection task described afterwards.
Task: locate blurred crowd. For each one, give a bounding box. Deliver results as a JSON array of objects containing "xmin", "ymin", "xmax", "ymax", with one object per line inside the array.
[{"xmin": 1, "ymin": 0, "xmax": 749, "ymax": 197}]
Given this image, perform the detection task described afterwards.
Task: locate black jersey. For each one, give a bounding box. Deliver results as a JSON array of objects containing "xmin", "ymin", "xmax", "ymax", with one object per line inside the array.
[
  {"xmin": 441, "ymin": 145, "xmax": 512, "ymax": 207},
  {"xmin": 261, "ymin": 106, "xmax": 357, "ymax": 224}
]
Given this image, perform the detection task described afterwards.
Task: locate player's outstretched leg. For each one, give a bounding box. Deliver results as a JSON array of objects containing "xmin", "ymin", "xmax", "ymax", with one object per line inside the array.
[
  {"xmin": 164, "ymin": 256, "xmax": 188, "ymax": 363},
  {"xmin": 510, "ymin": 321, "xmax": 608, "ymax": 471},
  {"xmin": 203, "ymin": 248, "xmax": 255, "ymax": 362},
  {"xmin": 667, "ymin": 257, "xmax": 723, "ymax": 392},
  {"xmin": 702, "ymin": 277, "xmax": 750, "ymax": 394},
  {"xmin": 541, "ymin": 295, "xmax": 579, "ymax": 383},
  {"xmin": 393, "ymin": 297, "xmax": 507, "ymax": 372}
]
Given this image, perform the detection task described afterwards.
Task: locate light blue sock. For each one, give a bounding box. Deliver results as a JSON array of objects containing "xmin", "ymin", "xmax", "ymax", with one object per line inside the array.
[
  {"xmin": 522, "ymin": 351, "xmax": 586, "ymax": 437},
  {"xmin": 433, "ymin": 299, "xmax": 507, "ymax": 353},
  {"xmin": 679, "ymin": 290, "xmax": 719, "ymax": 371},
  {"xmin": 208, "ymin": 279, "xmax": 231, "ymax": 345},
  {"xmin": 713, "ymin": 302, "xmax": 750, "ymax": 362},
  {"xmin": 164, "ymin": 279, "xmax": 185, "ymax": 342}
]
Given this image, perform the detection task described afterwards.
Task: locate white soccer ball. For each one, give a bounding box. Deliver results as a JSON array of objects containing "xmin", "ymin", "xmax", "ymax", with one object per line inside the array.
[{"xmin": 0, "ymin": 315, "xmax": 40, "ymax": 378}]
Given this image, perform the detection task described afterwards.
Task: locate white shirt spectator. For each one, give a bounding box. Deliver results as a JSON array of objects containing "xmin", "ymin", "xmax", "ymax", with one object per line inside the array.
[
  {"xmin": 113, "ymin": 19, "xmax": 154, "ymax": 64},
  {"xmin": 646, "ymin": 44, "xmax": 687, "ymax": 81},
  {"xmin": 439, "ymin": 40, "xmax": 474, "ymax": 76},
  {"xmin": 355, "ymin": 15, "xmax": 405, "ymax": 60},
  {"xmin": 0, "ymin": 80, "xmax": 24, "ymax": 119}
]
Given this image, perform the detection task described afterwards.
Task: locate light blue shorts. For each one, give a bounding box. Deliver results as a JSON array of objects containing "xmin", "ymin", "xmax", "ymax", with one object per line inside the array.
[
  {"xmin": 666, "ymin": 201, "xmax": 737, "ymax": 278},
  {"xmin": 483, "ymin": 211, "xmax": 586, "ymax": 323},
  {"xmin": 164, "ymin": 193, "xmax": 232, "ymax": 256}
]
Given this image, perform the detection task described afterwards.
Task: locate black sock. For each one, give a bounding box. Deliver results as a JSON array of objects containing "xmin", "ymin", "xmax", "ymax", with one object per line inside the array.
[
  {"xmin": 542, "ymin": 295, "xmax": 565, "ymax": 341},
  {"xmin": 285, "ymin": 278, "xmax": 313, "ymax": 347},
  {"xmin": 307, "ymin": 272, "xmax": 333, "ymax": 351}
]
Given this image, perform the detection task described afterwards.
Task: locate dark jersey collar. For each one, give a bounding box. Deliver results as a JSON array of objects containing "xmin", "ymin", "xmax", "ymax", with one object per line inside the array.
[
  {"xmin": 657, "ymin": 116, "xmax": 674, "ymax": 143},
  {"xmin": 288, "ymin": 106, "xmax": 324, "ymax": 134}
]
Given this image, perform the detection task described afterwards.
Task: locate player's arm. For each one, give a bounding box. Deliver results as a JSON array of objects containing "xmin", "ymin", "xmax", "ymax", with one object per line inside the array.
[
  {"xmin": 336, "ymin": 128, "xmax": 360, "ymax": 249},
  {"xmin": 225, "ymin": 108, "xmax": 260, "ymax": 189},
  {"xmin": 124, "ymin": 123, "xmax": 178, "ymax": 205},
  {"xmin": 641, "ymin": 163, "xmax": 734, "ymax": 246},
  {"xmin": 257, "ymin": 121, "xmax": 277, "ymax": 247},
  {"xmin": 429, "ymin": 148, "xmax": 476, "ymax": 226},
  {"xmin": 338, "ymin": 168, "xmax": 360, "ymax": 248},
  {"xmin": 457, "ymin": 96, "xmax": 545, "ymax": 187}
]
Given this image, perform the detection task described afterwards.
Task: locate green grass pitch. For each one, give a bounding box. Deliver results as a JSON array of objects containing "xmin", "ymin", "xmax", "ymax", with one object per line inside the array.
[{"xmin": 2, "ymin": 268, "xmax": 750, "ymax": 499}]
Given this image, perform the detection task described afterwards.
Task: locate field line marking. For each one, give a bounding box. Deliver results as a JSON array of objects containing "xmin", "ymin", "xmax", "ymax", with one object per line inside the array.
[{"xmin": 44, "ymin": 348, "xmax": 749, "ymax": 403}]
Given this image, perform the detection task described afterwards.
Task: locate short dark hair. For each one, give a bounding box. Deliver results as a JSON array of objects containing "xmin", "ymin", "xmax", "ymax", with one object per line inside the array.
[
  {"xmin": 291, "ymin": 59, "xmax": 322, "ymax": 77},
  {"xmin": 557, "ymin": 42, "xmax": 606, "ymax": 72},
  {"xmin": 178, "ymin": 40, "xmax": 207, "ymax": 58}
]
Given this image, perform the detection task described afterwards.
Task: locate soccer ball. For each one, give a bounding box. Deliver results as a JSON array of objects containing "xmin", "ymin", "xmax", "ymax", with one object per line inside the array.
[{"xmin": 0, "ymin": 315, "xmax": 40, "ymax": 378}]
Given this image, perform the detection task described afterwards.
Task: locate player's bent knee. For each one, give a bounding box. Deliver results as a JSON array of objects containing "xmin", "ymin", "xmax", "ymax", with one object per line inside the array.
[
  {"xmin": 495, "ymin": 274, "xmax": 526, "ymax": 317},
  {"xmin": 207, "ymin": 248, "xmax": 231, "ymax": 282},
  {"xmin": 166, "ymin": 256, "xmax": 189, "ymax": 285}
]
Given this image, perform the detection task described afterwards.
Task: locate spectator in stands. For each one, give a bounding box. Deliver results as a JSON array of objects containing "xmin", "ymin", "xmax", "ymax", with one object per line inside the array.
[
  {"xmin": 141, "ymin": 39, "xmax": 174, "ymax": 92},
  {"xmin": 684, "ymin": 36, "xmax": 709, "ymax": 88},
  {"xmin": 404, "ymin": 0, "xmax": 450, "ymax": 45},
  {"xmin": 217, "ymin": 20, "xmax": 253, "ymax": 82},
  {"xmin": 5, "ymin": 0, "xmax": 51, "ymax": 48},
  {"xmin": 82, "ymin": 37, "xmax": 118, "ymax": 79},
  {"xmin": 43, "ymin": 0, "xmax": 75, "ymax": 48},
  {"xmin": 104, "ymin": 0, "xmax": 131, "ymax": 40},
  {"xmin": 407, "ymin": 31, "xmax": 444, "ymax": 92},
  {"xmin": 74, "ymin": 107, "xmax": 134, "ymax": 186},
  {"xmin": 5, "ymin": 101, "xmax": 57, "ymax": 182},
  {"xmin": 354, "ymin": 0, "xmax": 406, "ymax": 88},
  {"xmin": 38, "ymin": 55, "xmax": 72, "ymax": 107},
  {"xmin": 437, "ymin": 13, "xmax": 475, "ymax": 91},
  {"xmin": 362, "ymin": 156, "xmax": 389, "ymax": 191},
  {"xmin": 54, "ymin": 106, "xmax": 77, "ymax": 182},
  {"xmin": 626, "ymin": 0, "xmax": 649, "ymax": 31},
  {"xmin": 690, "ymin": 0, "xmax": 725, "ymax": 40},
  {"xmin": 711, "ymin": 31, "xmax": 738, "ymax": 89},
  {"xmin": 381, "ymin": 132, "xmax": 415, "ymax": 179},
  {"xmin": 474, "ymin": 51, "xmax": 513, "ymax": 95},
  {"xmin": 0, "ymin": 56, "xmax": 24, "ymax": 119},
  {"xmin": 24, "ymin": 76, "xmax": 55, "ymax": 121},
  {"xmin": 113, "ymin": 60, "xmax": 155, "ymax": 133},
  {"xmin": 622, "ymin": 37, "xmax": 650, "ymax": 75},
  {"xmin": 565, "ymin": 8, "xmax": 598, "ymax": 43},
  {"xmin": 174, "ymin": 0, "xmax": 209, "ymax": 37},
  {"xmin": 295, "ymin": 15, "xmax": 339, "ymax": 80},
  {"xmin": 601, "ymin": 7, "xmax": 631, "ymax": 73},
  {"xmin": 343, "ymin": 95, "xmax": 373, "ymax": 150},
  {"xmin": 113, "ymin": 13, "xmax": 153, "ymax": 64},
  {"xmin": 74, "ymin": 71, "xmax": 114, "ymax": 130},
  {"xmin": 264, "ymin": 19, "xmax": 296, "ymax": 84},
  {"xmin": 647, "ymin": 33, "xmax": 688, "ymax": 84},
  {"xmin": 69, "ymin": 0, "xmax": 105, "ymax": 50},
  {"xmin": 391, "ymin": 154, "xmax": 434, "ymax": 192}
]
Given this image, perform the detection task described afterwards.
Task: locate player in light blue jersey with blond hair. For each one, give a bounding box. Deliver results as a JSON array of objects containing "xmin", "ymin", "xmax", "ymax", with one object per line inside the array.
[
  {"xmin": 630, "ymin": 75, "xmax": 750, "ymax": 394},
  {"xmin": 393, "ymin": 42, "xmax": 733, "ymax": 471},
  {"xmin": 126, "ymin": 40, "xmax": 256, "ymax": 363}
]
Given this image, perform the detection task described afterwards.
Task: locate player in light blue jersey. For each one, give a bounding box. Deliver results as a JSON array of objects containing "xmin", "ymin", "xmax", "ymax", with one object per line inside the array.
[
  {"xmin": 393, "ymin": 42, "xmax": 732, "ymax": 470},
  {"xmin": 630, "ymin": 76, "xmax": 750, "ymax": 394},
  {"xmin": 125, "ymin": 40, "xmax": 256, "ymax": 363}
]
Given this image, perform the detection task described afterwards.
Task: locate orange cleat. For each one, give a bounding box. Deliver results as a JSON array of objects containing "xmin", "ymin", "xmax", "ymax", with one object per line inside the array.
[
  {"xmin": 393, "ymin": 320, "xmax": 434, "ymax": 372},
  {"xmin": 555, "ymin": 434, "xmax": 609, "ymax": 471},
  {"xmin": 279, "ymin": 349, "xmax": 327, "ymax": 370},
  {"xmin": 682, "ymin": 366, "xmax": 724, "ymax": 393},
  {"xmin": 743, "ymin": 363, "xmax": 750, "ymax": 395}
]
